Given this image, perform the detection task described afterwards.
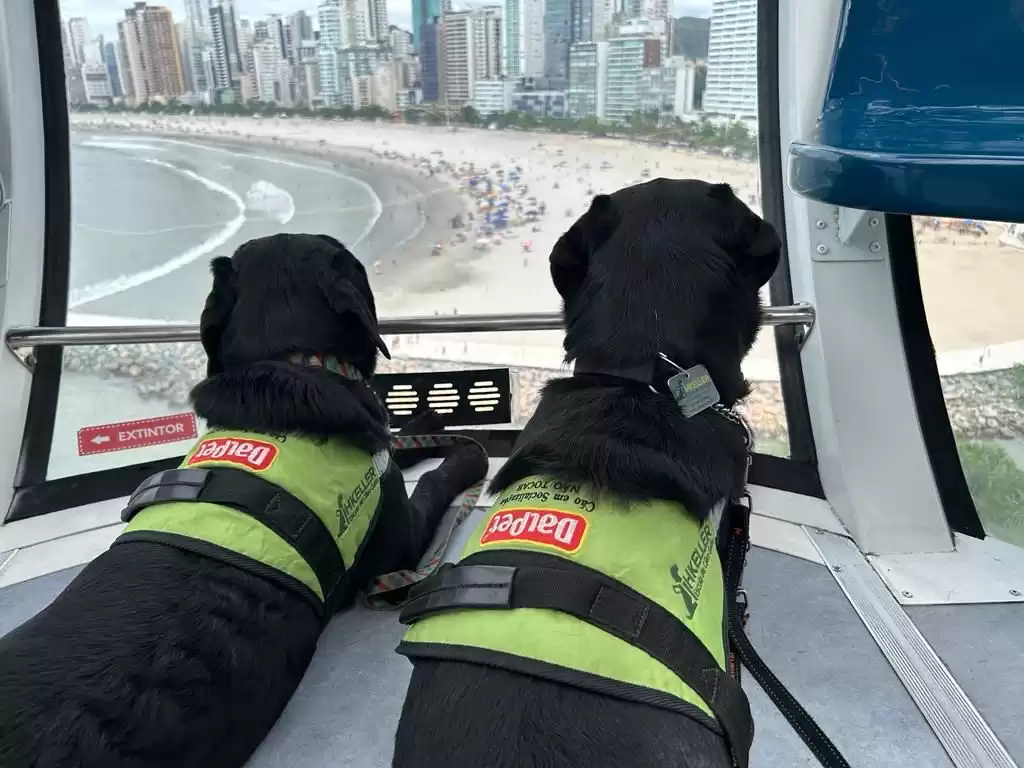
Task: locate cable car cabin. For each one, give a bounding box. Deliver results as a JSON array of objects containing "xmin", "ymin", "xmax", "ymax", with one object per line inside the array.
[{"xmin": 0, "ymin": 0, "xmax": 1021, "ymax": 767}]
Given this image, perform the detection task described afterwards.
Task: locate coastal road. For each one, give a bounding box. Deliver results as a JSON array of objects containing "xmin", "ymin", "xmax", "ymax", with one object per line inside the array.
[{"xmin": 68, "ymin": 132, "xmax": 452, "ymax": 322}]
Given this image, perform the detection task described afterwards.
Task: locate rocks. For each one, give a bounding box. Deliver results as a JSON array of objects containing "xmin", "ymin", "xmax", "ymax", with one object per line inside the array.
[{"xmin": 62, "ymin": 344, "xmax": 1024, "ymax": 446}]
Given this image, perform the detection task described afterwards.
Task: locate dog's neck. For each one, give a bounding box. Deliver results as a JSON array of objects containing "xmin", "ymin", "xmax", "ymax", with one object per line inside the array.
[
  {"xmin": 490, "ymin": 366, "xmax": 751, "ymax": 520},
  {"xmin": 190, "ymin": 355, "xmax": 391, "ymax": 454},
  {"xmin": 286, "ymin": 352, "xmax": 364, "ymax": 381}
]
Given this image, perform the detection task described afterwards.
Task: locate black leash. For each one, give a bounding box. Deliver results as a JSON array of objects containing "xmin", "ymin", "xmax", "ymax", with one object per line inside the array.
[{"xmin": 721, "ymin": 497, "xmax": 853, "ymax": 768}]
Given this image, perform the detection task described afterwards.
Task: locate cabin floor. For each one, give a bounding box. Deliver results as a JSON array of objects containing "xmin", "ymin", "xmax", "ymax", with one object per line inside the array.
[{"xmin": 1, "ymin": 459, "xmax": 1020, "ymax": 768}]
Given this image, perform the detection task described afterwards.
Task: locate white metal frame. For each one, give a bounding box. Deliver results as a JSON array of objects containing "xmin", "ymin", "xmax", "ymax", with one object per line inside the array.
[
  {"xmin": 0, "ymin": 0, "xmax": 48, "ymax": 516},
  {"xmin": 777, "ymin": 0, "xmax": 954, "ymax": 556}
]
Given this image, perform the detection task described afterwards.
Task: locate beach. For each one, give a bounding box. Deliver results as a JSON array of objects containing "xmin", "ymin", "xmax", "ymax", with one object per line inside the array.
[{"xmin": 53, "ymin": 113, "xmax": 1024, "ymax": 477}]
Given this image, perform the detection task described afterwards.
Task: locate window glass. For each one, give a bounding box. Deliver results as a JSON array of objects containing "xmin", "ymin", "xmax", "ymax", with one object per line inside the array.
[
  {"xmin": 914, "ymin": 219, "xmax": 1024, "ymax": 548},
  {"xmin": 48, "ymin": 0, "xmax": 792, "ymax": 481}
]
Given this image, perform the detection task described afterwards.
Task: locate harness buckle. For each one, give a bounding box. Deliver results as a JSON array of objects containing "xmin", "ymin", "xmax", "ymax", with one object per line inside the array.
[
  {"xmin": 735, "ymin": 589, "xmax": 750, "ymax": 626},
  {"xmin": 121, "ymin": 468, "xmax": 212, "ymax": 523},
  {"xmin": 400, "ymin": 563, "xmax": 516, "ymax": 625}
]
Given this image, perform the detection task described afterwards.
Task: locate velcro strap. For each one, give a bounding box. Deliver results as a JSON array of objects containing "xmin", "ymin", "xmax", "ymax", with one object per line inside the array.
[
  {"xmin": 121, "ymin": 467, "xmax": 346, "ymax": 610},
  {"xmin": 400, "ymin": 553, "xmax": 753, "ymax": 768}
]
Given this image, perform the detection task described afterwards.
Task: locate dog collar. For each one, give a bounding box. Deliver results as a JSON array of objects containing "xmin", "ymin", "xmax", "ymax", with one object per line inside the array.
[
  {"xmin": 287, "ymin": 353, "xmax": 363, "ymax": 381},
  {"xmin": 572, "ymin": 355, "xmax": 752, "ymax": 451}
]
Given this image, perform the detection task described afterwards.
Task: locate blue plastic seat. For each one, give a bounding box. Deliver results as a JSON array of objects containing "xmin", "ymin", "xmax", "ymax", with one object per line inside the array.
[{"xmin": 788, "ymin": 0, "xmax": 1024, "ymax": 221}]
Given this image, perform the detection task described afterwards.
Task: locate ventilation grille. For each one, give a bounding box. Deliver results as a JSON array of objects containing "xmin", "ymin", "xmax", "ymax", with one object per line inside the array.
[{"xmin": 372, "ymin": 368, "xmax": 513, "ymax": 429}]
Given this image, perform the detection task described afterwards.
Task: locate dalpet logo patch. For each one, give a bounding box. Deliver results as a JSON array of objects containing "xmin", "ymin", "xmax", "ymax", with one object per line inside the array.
[
  {"xmin": 186, "ymin": 437, "xmax": 279, "ymax": 472},
  {"xmin": 480, "ymin": 508, "xmax": 588, "ymax": 553}
]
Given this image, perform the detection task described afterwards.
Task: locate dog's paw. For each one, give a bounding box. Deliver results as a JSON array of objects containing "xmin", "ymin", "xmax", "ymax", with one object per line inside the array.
[
  {"xmin": 398, "ymin": 409, "xmax": 446, "ymax": 436},
  {"xmin": 438, "ymin": 442, "xmax": 490, "ymax": 490},
  {"xmin": 393, "ymin": 409, "xmax": 447, "ymax": 470}
]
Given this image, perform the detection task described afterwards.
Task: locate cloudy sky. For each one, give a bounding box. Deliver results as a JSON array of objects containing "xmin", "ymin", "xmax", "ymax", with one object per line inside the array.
[{"xmin": 64, "ymin": 0, "xmax": 712, "ymax": 41}]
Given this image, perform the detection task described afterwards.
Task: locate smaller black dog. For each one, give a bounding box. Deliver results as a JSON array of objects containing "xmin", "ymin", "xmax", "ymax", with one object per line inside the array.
[
  {"xmin": 393, "ymin": 180, "xmax": 780, "ymax": 768},
  {"xmin": 0, "ymin": 234, "xmax": 487, "ymax": 768}
]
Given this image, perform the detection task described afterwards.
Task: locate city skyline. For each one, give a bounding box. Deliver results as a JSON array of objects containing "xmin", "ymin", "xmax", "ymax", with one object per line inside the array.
[{"xmin": 63, "ymin": 0, "xmax": 712, "ymax": 40}]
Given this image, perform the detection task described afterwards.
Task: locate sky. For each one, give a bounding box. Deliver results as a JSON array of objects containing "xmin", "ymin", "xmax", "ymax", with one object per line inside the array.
[{"xmin": 64, "ymin": 0, "xmax": 712, "ymax": 42}]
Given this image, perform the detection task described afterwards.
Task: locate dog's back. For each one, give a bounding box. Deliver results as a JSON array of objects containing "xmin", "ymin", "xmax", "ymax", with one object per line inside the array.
[
  {"xmin": 393, "ymin": 180, "xmax": 781, "ymax": 768},
  {"xmin": 0, "ymin": 234, "xmax": 442, "ymax": 768}
]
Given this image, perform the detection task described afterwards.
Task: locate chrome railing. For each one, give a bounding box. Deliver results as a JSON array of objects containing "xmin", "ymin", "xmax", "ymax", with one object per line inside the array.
[{"xmin": 5, "ymin": 304, "xmax": 815, "ymax": 349}]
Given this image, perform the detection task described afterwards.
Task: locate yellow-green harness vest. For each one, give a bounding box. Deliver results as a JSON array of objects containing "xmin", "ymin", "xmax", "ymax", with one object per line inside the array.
[
  {"xmin": 117, "ymin": 429, "xmax": 388, "ymax": 611},
  {"xmin": 398, "ymin": 475, "xmax": 728, "ymax": 722}
]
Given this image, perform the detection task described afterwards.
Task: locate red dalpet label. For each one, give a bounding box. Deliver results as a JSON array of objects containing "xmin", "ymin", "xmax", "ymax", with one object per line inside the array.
[
  {"xmin": 480, "ymin": 508, "xmax": 588, "ymax": 553},
  {"xmin": 187, "ymin": 436, "xmax": 279, "ymax": 471}
]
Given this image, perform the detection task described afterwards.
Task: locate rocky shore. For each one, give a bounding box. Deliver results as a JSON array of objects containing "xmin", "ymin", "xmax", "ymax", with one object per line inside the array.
[{"xmin": 61, "ymin": 343, "xmax": 1023, "ymax": 447}]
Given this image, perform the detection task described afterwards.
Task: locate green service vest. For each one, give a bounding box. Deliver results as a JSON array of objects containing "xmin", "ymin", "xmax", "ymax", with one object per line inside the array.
[
  {"xmin": 120, "ymin": 429, "xmax": 388, "ymax": 604},
  {"xmin": 400, "ymin": 475, "xmax": 727, "ymax": 720}
]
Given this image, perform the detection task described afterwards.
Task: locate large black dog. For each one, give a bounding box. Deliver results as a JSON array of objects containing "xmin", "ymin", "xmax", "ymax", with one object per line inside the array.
[
  {"xmin": 0, "ymin": 234, "xmax": 487, "ymax": 768},
  {"xmin": 393, "ymin": 180, "xmax": 781, "ymax": 768}
]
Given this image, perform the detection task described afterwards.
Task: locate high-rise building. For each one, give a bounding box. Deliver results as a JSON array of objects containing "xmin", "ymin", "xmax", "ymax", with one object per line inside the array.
[
  {"xmin": 604, "ymin": 18, "xmax": 662, "ymax": 123},
  {"xmin": 411, "ymin": 0, "xmax": 451, "ymax": 51},
  {"xmin": 389, "ymin": 25, "xmax": 414, "ymax": 59},
  {"xmin": 318, "ymin": 0, "xmax": 345, "ymax": 105},
  {"xmin": 504, "ymin": 0, "xmax": 521, "ymax": 76},
  {"xmin": 118, "ymin": 3, "xmax": 186, "ymax": 103},
  {"xmin": 367, "ymin": 0, "xmax": 390, "ymax": 42},
  {"xmin": 568, "ymin": 40, "xmax": 608, "ymax": 118},
  {"xmin": 67, "ymin": 18, "xmax": 91, "ymax": 67},
  {"xmin": 209, "ymin": 0, "xmax": 244, "ymax": 99},
  {"xmin": 419, "ymin": 18, "xmax": 442, "ymax": 101},
  {"xmin": 542, "ymin": 0, "xmax": 572, "ymax": 85},
  {"xmin": 184, "ymin": 0, "xmax": 211, "ymax": 41},
  {"xmin": 440, "ymin": 7, "xmax": 502, "ymax": 106},
  {"xmin": 253, "ymin": 39, "xmax": 289, "ymax": 103},
  {"xmin": 60, "ymin": 18, "xmax": 76, "ymax": 74},
  {"xmin": 521, "ymin": 0, "xmax": 545, "ymax": 77},
  {"xmin": 287, "ymin": 11, "xmax": 314, "ymax": 63},
  {"xmin": 702, "ymin": 0, "xmax": 757, "ymax": 118},
  {"xmin": 103, "ymin": 41, "xmax": 124, "ymax": 98}
]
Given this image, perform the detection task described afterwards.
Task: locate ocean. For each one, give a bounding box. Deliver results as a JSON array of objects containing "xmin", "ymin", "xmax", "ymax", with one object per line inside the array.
[{"xmin": 68, "ymin": 132, "xmax": 430, "ymax": 322}]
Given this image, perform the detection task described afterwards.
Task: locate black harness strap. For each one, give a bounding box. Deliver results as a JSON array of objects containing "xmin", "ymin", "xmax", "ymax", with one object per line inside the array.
[
  {"xmin": 121, "ymin": 467, "xmax": 346, "ymax": 613},
  {"xmin": 399, "ymin": 550, "xmax": 754, "ymax": 768},
  {"xmin": 720, "ymin": 499, "xmax": 852, "ymax": 768}
]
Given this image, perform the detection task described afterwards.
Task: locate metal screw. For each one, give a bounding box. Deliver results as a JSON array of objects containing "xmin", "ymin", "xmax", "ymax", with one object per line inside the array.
[
  {"xmin": 869, "ymin": 242, "xmax": 882, "ymax": 253},
  {"xmin": 901, "ymin": 590, "xmax": 914, "ymax": 598},
  {"xmin": 816, "ymin": 243, "xmax": 829, "ymax": 255},
  {"xmin": 869, "ymin": 217, "xmax": 879, "ymax": 227},
  {"xmin": 815, "ymin": 219, "xmax": 827, "ymax": 229},
  {"xmin": 1011, "ymin": 589, "xmax": 1022, "ymax": 597}
]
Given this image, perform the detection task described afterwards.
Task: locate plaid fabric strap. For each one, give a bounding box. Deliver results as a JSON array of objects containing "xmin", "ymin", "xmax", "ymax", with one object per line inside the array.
[{"xmin": 364, "ymin": 432, "xmax": 485, "ymax": 609}]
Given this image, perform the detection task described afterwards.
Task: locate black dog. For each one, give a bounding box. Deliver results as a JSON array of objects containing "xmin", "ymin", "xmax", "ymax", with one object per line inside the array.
[
  {"xmin": 392, "ymin": 180, "xmax": 781, "ymax": 768},
  {"xmin": 0, "ymin": 234, "xmax": 487, "ymax": 768}
]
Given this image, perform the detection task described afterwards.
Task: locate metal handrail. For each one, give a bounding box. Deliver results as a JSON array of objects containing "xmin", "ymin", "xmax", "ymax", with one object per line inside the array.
[{"xmin": 4, "ymin": 304, "xmax": 815, "ymax": 349}]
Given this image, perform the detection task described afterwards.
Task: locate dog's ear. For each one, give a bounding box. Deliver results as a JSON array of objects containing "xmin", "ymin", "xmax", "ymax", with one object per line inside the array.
[
  {"xmin": 200, "ymin": 256, "xmax": 238, "ymax": 377},
  {"xmin": 549, "ymin": 194, "xmax": 619, "ymax": 303},
  {"xmin": 711, "ymin": 183, "xmax": 781, "ymax": 287},
  {"xmin": 748, "ymin": 219, "xmax": 782, "ymax": 287},
  {"xmin": 317, "ymin": 257, "xmax": 392, "ymax": 360}
]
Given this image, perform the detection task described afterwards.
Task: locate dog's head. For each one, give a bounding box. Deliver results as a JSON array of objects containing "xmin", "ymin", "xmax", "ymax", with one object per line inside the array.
[
  {"xmin": 200, "ymin": 233, "xmax": 390, "ymax": 379},
  {"xmin": 550, "ymin": 179, "xmax": 781, "ymax": 401}
]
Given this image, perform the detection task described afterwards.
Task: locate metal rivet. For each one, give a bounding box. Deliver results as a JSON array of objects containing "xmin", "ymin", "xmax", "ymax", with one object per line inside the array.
[
  {"xmin": 1011, "ymin": 589, "xmax": 1022, "ymax": 597},
  {"xmin": 901, "ymin": 590, "xmax": 914, "ymax": 598},
  {"xmin": 869, "ymin": 217, "xmax": 879, "ymax": 226},
  {"xmin": 815, "ymin": 219, "xmax": 827, "ymax": 229},
  {"xmin": 869, "ymin": 242, "xmax": 881, "ymax": 253},
  {"xmin": 816, "ymin": 244, "xmax": 829, "ymax": 254}
]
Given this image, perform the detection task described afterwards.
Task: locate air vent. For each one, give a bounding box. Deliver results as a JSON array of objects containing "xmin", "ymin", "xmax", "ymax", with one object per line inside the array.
[{"xmin": 372, "ymin": 368, "xmax": 513, "ymax": 428}]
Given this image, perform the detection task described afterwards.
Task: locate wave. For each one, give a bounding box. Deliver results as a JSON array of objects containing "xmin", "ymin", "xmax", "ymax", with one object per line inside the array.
[{"xmin": 68, "ymin": 157, "xmax": 246, "ymax": 309}]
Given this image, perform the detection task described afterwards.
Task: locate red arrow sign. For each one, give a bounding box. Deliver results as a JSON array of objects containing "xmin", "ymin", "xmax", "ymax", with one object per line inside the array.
[{"xmin": 77, "ymin": 413, "xmax": 198, "ymax": 456}]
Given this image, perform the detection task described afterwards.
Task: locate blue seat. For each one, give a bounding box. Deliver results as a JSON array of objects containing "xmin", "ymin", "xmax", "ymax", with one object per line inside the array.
[{"xmin": 788, "ymin": 0, "xmax": 1024, "ymax": 221}]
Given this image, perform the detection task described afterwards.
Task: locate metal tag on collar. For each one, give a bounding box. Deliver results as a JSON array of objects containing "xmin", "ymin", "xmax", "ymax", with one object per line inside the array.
[{"xmin": 659, "ymin": 353, "xmax": 721, "ymax": 418}]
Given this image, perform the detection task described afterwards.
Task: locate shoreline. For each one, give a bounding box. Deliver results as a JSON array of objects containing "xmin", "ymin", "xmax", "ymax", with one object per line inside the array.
[{"xmin": 57, "ymin": 115, "xmax": 1024, "ymax": 448}]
